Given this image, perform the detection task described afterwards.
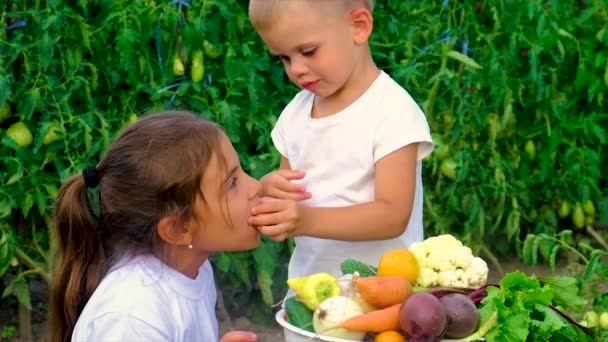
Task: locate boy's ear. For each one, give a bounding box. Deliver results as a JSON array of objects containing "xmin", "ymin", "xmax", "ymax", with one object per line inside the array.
[
  {"xmin": 350, "ymin": 8, "xmax": 373, "ymax": 44},
  {"xmin": 157, "ymin": 216, "xmax": 192, "ymax": 247}
]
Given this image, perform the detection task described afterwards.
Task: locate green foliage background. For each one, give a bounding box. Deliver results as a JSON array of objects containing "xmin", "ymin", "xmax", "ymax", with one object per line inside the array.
[{"xmin": 1, "ymin": 0, "xmax": 607, "ymax": 323}]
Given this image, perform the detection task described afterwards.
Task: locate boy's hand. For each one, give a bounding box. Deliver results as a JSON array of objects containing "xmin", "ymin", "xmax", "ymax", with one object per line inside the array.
[
  {"xmin": 249, "ymin": 197, "xmax": 305, "ymax": 241},
  {"xmin": 220, "ymin": 331, "xmax": 257, "ymax": 342},
  {"xmin": 260, "ymin": 169, "xmax": 311, "ymax": 201}
]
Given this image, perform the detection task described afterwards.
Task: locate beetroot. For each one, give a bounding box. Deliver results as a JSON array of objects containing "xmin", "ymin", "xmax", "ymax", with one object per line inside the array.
[
  {"xmin": 399, "ymin": 292, "xmax": 447, "ymax": 341},
  {"xmin": 439, "ymin": 293, "xmax": 480, "ymax": 338}
]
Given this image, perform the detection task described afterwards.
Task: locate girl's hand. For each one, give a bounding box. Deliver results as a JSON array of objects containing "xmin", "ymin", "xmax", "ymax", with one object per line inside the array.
[
  {"xmin": 220, "ymin": 331, "xmax": 257, "ymax": 342},
  {"xmin": 249, "ymin": 197, "xmax": 305, "ymax": 241},
  {"xmin": 260, "ymin": 169, "xmax": 311, "ymax": 200}
]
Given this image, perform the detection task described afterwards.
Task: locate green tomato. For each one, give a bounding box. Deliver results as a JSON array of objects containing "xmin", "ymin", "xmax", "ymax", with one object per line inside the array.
[
  {"xmin": 571, "ymin": 203, "xmax": 585, "ymax": 229},
  {"xmin": 581, "ymin": 311, "xmax": 599, "ymax": 328},
  {"xmin": 6, "ymin": 121, "xmax": 33, "ymax": 147},
  {"xmin": 0, "ymin": 105, "xmax": 11, "ymax": 123},
  {"xmin": 203, "ymin": 40, "xmax": 221, "ymax": 59},
  {"xmin": 191, "ymin": 50, "xmax": 205, "ymax": 83},
  {"xmin": 558, "ymin": 201, "xmax": 571, "ymax": 218},
  {"xmin": 434, "ymin": 144, "xmax": 450, "ymax": 160},
  {"xmin": 582, "ymin": 200, "xmax": 596, "ymax": 217},
  {"xmin": 173, "ymin": 55, "xmax": 185, "ymax": 76},
  {"xmin": 440, "ymin": 158, "xmax": 458, "ymax": 180},
  {"xmin": 129, "ymin": 113, "xmax": 138, "ymax": 124},
  {"xmin": 524, "ymin": 140, "xmax": 536, "ymax": 160},
  {"xmin": 599, "ymin": 312, "xmax": 608, "ymax": 329},
  {"xmin": 43, "ymin": 124, "xmax": 60, "ymax": 145}
]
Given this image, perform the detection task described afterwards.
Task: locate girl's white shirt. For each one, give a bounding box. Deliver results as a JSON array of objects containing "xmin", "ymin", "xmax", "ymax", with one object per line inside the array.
[
  {"xmin": 272, "ymin": 71, "xmax": 434, "ymax": 279},
  {"xmin": 72, "ymin": 254, "xmax": 218, "ymax": 342}
]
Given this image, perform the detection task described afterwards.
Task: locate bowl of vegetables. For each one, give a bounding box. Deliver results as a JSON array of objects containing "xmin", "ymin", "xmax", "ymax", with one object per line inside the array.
[{"xmin": 275, "ymin": 307, "xmax": 368, "ymax": 342}]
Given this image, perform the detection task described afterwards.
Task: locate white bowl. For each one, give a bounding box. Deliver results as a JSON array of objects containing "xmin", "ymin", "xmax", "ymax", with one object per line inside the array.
[{"xmin": 275, "ymin": 309, "xmax": 366, "ymax": 342}]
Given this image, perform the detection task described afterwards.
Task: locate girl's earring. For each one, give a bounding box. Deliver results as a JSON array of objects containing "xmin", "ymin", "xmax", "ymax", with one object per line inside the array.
[{"xmin": 188, "ymin": 244, "xmax": 193, "ymax": 249}]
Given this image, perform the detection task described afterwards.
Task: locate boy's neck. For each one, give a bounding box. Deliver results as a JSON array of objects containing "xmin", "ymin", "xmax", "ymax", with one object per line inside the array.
[{"xmin": 311, "ymin": 56, "xmax": 380, "ymax": 119}]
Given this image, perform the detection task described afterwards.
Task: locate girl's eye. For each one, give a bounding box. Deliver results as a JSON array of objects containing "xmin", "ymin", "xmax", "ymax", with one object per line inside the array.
[
  {"xmin": 277, "ymin": 55, "xmax": 290, "ymax": 63},
  {"xmin": 229, "ymin": 176, "xmax": 238, "ymax": 189}
]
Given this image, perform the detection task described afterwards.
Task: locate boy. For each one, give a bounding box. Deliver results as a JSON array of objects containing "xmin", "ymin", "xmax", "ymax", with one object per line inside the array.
[{"xmin": 248, "ymin": 0, "xmax": 434, "ymax": 279}]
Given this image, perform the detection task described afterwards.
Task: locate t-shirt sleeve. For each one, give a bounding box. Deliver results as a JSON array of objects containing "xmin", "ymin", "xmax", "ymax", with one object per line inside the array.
[
  {"xmin": 373, "ymin": 99, "xmax": 434, "ymax": 163},
  {"xmin": 270, "ymin": 113, "xmax": 289, "ymax": 158},
  {"xmin": 74, "ymin": 312, "xmax": 170, "ymax": 342}
]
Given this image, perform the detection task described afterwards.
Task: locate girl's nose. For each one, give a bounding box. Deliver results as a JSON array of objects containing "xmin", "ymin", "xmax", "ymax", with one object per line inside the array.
[{"xmin": 248, "ymin": 175, "xmax": 262, "ymax": 200}]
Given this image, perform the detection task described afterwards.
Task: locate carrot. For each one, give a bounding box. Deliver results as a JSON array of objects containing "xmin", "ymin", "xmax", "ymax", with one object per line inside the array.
[
  {"xmin": 354, "ymin": 275, "xmax": 412, "ymax": 308},
  {"xmin": 339, "ymin": 303, "xmax": 402, "ymax": 332}
]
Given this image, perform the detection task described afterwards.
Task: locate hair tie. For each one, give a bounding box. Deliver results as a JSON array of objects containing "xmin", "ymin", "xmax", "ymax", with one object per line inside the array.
[{"xmin": 82, "ymin": 166, "xmax": 100, "ymax": 189}]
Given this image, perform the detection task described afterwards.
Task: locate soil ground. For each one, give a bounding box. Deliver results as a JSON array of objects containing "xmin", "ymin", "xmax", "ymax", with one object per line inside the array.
[{"xmin": 0, "ymin": 257, "xmax": 562, "ymax": 342}]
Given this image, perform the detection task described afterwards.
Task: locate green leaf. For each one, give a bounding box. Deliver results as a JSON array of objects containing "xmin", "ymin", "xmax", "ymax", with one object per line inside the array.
[
  {"xmin": 256, "ymin": 271, "xmax": 274, "ymax": 306},
  {"xmin": 2, "ymin": 276, "xmax": 31, "ymax": 310},
  {"xmin": 539, "ymin": 276, "xmax": 586, "ymax": 310},
  {"xmin": 0, "ymin": 75, "xmax": 11, "ymax": 108},
  {"xmin": 6, "ymin": 168, "xmax": 24, "ymax": 185},
  {"xmin": 38, "ymin": 32, "xmax": 56, "ymax": 71},
  {"xmin": 21, "ymin": 194, "xmax": 34, "ymax": 218}
]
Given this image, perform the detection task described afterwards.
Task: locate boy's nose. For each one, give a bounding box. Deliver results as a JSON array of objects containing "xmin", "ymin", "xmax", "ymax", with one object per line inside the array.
[{"xmin": 288, "ymin": 58, "xmax": 308, "ymax": 77}]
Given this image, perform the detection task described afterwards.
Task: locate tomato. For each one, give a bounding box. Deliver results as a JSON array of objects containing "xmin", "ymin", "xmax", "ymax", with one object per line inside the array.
[
  {"xmin": 43, "ymin": 123, "xmax": 60, "ymax": 145},
  {"xmin": 203, "ymin": 40, "xmax": 221, "ymax": 59},
  {"xmin": 558, "ymin": 201, "xmax": 571, "ymax": 218},
  {"xmin": 129, "ymin": 113, "xmax": 138, "ymax": 124},
  {"xmin": 524, "ymin": 140, "xmax": 536, "ymax": 160},
  {"xmin": 173, "ymin": 55, "xmax": 185, "ymax": 76},
  {"xmin": 440, "ymin": 158, "xmax": 458, "ymax": 180},
  {"xmin": 582, "ymin": 200, "xmax": 596, "ymax": 216},
  {"xmin": 191, "ymin": 50, "xmax": 204, "ymax": 83},
  {"xmin": 585, "ymin": 215, "xmax": 594, "ymax": 226},
  {"xmin": 571, "ymin": 203, "xmax": 585, "ymax": 229},
  {"xmin": 0, "ymin": 105, "xmax": 11, "ymax": 123},
  {"xmin": 600, "ymin": 312, "xmax": 608, "ymax": 329},
  {"xmin": 10, "ymin": 257, "xmax": 18, "ymax": 268},
  {"xmin": 6, "ymin": 121, "xmax": 33, "ymax": 147}
]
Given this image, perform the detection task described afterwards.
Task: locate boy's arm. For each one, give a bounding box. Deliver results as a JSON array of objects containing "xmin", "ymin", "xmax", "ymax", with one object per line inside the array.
[{"xmin": 251, "ymin": 143, "xmax": 419, "ymax": 241}]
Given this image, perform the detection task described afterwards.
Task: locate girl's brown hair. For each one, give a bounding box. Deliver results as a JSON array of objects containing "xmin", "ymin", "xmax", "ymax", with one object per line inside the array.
[{"xmin": 47, "ymin": 111, "xmax": 223, "ymax": 342}]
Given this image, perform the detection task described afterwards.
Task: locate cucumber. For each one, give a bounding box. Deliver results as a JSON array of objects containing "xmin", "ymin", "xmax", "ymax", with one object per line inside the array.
[
  {"xmin": 340, "ymin": 258, "xmax": 377, "ymax": 277},
  {"xmin": 285, "ymin": 297, "xmax": 314, "ymax": 332}
]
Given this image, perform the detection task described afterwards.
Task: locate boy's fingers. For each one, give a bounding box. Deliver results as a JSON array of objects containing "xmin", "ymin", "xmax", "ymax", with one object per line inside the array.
[
  {"xmin": 277, "ymin": 169, "xmax": 306, "ymax": 181},
  {"xmin": 257, "ymin": 223, "xmax": 291, "ymax": 241},
  {"xmin": 249, "ymin": 210, "xmax": 282, "ymax": 226},
  {"xmin": 274, "ymin": 190, "xmax": 311, "ymax": 201}
]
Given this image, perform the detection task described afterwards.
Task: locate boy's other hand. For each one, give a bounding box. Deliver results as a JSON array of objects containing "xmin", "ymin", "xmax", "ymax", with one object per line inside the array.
[
  {"xmin": 249, "ymin": 197, "xmax": 305, "ymax": 241},
  {"xmin": 260, "ymin": 169, "xmax": 312, "ymax": 200},
  {"xmin": 220, "ymin": 331, "xmax": 257, "ymax": 342}
]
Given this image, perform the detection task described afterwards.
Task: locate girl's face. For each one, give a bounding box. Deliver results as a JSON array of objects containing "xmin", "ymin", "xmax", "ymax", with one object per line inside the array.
[
  {"xmin": 257, "ymin": 2, "xmax": 360, "ymax": 100},
  {"xmin": 192, "ymin": 133, "xmax": 262, "ymax": 252}
]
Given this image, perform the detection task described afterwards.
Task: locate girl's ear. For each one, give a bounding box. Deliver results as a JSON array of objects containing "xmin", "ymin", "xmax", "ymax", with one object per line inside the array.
[
  {"xmin": 350, "ymin": 8, "xmax": 373, "ymax": 45},
  {"xmin": 157, "ymin": 216, "xmax": 192, "ymax": 247}
]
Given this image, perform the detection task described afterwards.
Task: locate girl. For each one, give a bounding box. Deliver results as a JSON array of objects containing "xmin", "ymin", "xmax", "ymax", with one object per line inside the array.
[{"xmin": 48, "ymin": 111, "xmax": 261, "ymax": 342}]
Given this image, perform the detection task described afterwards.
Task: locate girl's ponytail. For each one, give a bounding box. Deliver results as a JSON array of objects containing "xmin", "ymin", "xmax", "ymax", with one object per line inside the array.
[{"xmin": 48, "ymin": 174, "xmax": 106, "ymax": 342}]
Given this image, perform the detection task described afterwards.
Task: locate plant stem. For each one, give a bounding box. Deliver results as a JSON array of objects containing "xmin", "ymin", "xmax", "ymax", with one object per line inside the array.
[
  {"xmin": 15, "ymin": 247, "xmax": 51, "ymax": 283},
  {"xmin": 586, "ymin": 225, "xmax": 608, "ymax": 251},
  {"xmin": 480, "ymin": 242, "xmax": 505, "ymax": 277}
]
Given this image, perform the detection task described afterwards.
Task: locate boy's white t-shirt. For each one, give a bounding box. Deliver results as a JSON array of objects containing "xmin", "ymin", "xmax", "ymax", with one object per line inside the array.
[
  {"xmin": 72, "ymin": 255, "xmax": 218, "ymax": 342},
  {"xmin": 272, "ymin": 71, "xmax": 434, "ymax": 279}
]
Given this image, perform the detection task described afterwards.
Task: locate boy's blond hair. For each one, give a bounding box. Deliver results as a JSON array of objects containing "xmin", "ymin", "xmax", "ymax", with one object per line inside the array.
[{"xmin": 249, "ymin": 0, "xmax": 375, "ymax": 31}]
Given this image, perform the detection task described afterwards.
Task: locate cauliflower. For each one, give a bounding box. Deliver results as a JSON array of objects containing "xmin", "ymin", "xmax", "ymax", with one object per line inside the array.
[
  {"xmin": 412, "ymin": 234, "xmax": 488, "ymax": 288},
  {"xmin": 464, "ymin": 257, "xmax": 489, "ymax": 287},
  {"xmin": 438, "ymin": 269, "xmax": 469, "ymax": 288},
  {"xmin": 416, "ymin": 267, "xmax": 439, "ymax": 287}
]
